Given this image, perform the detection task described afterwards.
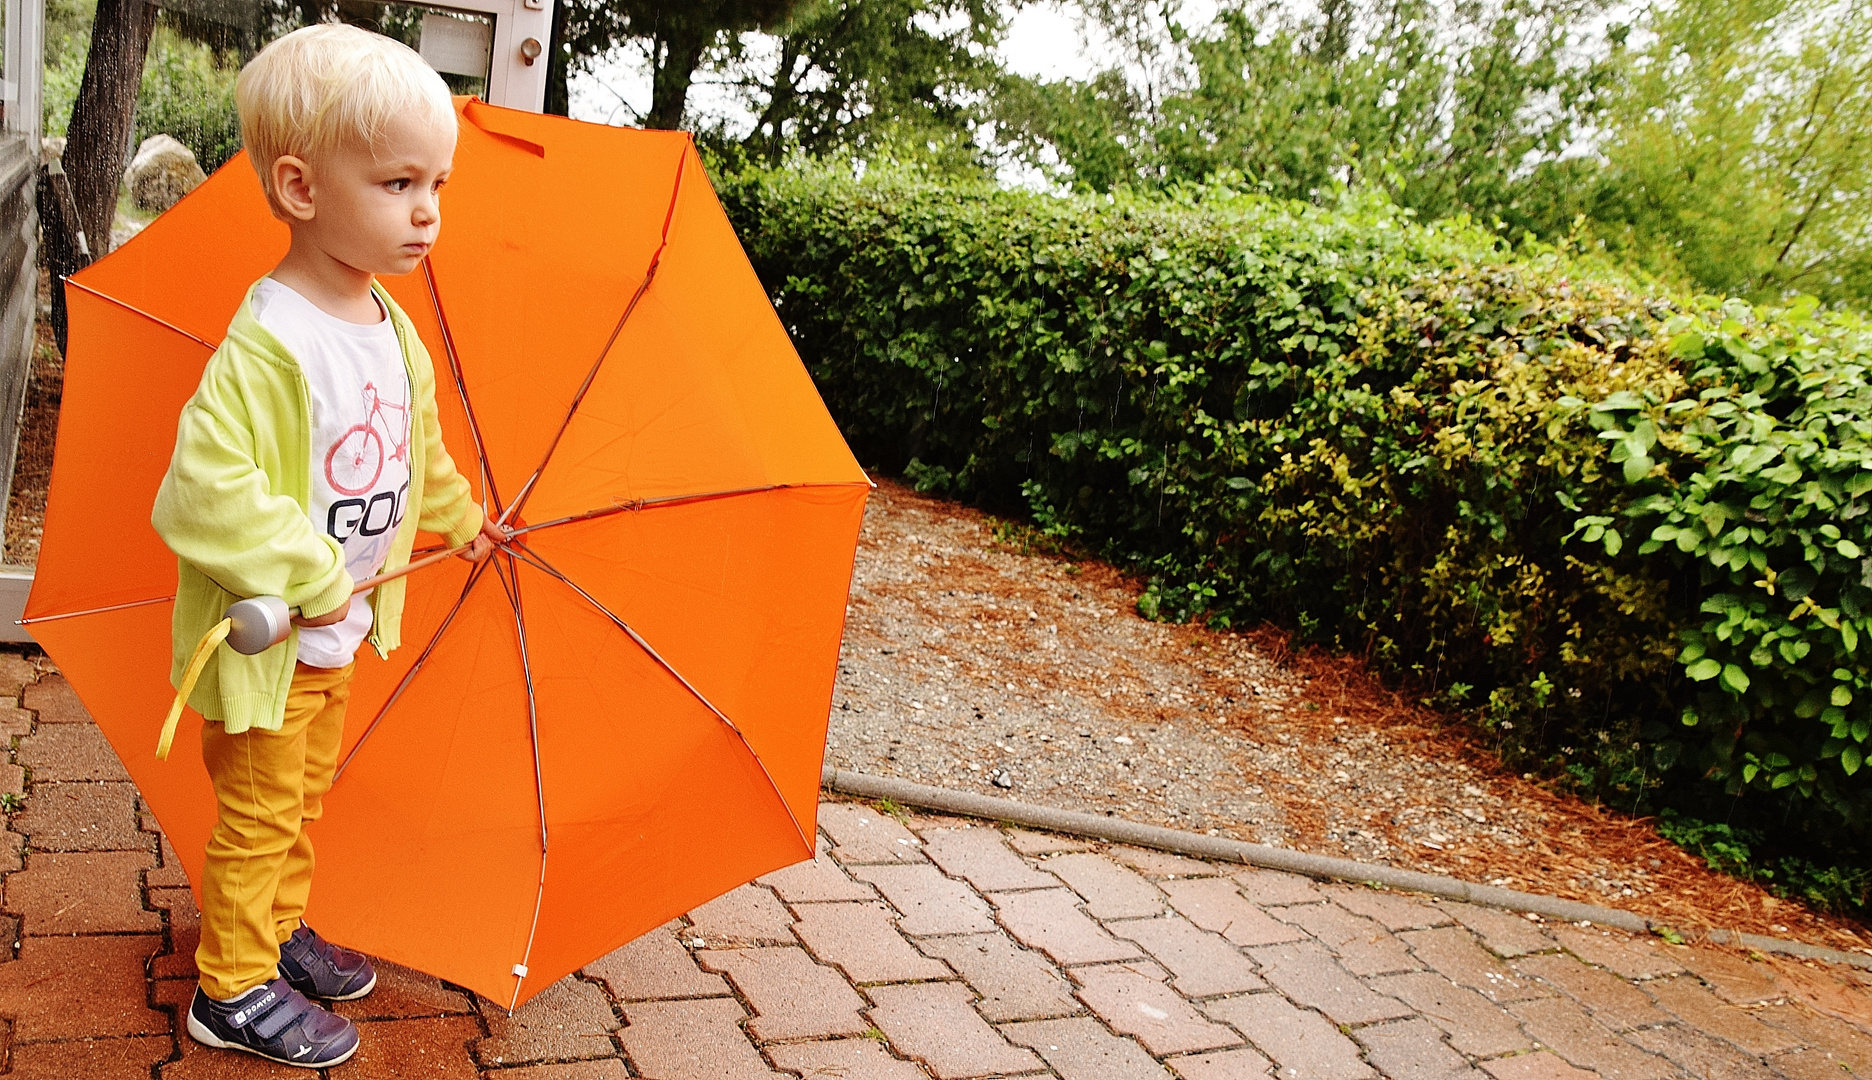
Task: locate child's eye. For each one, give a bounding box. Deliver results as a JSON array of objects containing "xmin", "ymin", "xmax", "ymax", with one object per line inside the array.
[{"xmin": 386, "ymin": 178, "xmax": 412, "ymax": 193}]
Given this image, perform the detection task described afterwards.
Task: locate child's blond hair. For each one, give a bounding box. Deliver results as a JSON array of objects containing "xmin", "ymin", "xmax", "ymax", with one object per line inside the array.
[{"xmin": 236, "ymin": 23, "xmax": 455, "ymax": 211}]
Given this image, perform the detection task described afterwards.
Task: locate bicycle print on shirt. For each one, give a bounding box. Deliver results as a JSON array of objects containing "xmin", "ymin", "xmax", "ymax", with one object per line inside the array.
[{"xmin": 323, "ymin": 380, "xmax": 411, "ymax": 556}]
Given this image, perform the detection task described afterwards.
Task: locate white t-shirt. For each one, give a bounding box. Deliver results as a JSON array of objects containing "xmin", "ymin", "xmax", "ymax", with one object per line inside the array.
[{"xmin": 253, "ymin": 277, "xmax": 413, "ymax": 669}]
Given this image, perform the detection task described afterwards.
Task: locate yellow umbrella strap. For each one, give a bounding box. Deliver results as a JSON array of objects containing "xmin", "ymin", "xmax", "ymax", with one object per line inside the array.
[{"xmin": 157, "ymin": 617, "xmax": 231, "ymax": 761}]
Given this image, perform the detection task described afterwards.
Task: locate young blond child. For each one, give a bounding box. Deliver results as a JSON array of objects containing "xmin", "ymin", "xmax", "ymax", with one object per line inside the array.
[{"xmin": 151, "ymin": 24, "xmax": 504, "ymax": 1068}]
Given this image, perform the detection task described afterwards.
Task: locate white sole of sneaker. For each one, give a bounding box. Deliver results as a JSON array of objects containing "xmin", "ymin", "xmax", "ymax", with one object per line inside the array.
[{"xmin": 186, "ymin": 1009, "xmax": 358, "ymax": 1069}]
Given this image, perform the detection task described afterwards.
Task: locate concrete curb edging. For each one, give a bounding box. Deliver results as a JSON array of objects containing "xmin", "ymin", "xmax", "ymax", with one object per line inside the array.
[{"xmin": 821, "ymin": 766, "xmax": 1872, "ymax": 971}]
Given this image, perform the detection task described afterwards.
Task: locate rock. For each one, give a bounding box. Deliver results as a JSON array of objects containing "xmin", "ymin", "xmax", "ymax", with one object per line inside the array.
[{"xmin": 123, "ymin": 134, "xmax": 205, "ymax": 213}]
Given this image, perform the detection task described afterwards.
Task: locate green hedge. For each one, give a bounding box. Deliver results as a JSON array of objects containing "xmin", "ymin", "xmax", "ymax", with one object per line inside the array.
[{"xmin": 721, "ymin": 165, "xmax": 1872, "ymax": 880}]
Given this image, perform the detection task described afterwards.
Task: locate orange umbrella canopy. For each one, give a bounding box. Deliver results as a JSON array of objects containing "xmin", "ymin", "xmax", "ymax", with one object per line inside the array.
[{"xmin": 24, "ymin": 100, "xmax": 869, "ymax": 1007}]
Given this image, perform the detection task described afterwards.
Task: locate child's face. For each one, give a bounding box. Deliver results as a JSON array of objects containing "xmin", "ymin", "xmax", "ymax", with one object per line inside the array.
[{"xmin": 273, "ymin": 113, "xmax": 456, "ymax": 277}]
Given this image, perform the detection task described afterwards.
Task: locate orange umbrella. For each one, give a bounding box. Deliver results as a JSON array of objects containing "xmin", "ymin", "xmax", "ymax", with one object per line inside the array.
[{"xmin": 23, "ymin": 99, "xmax": 870, "ymax": 1007}]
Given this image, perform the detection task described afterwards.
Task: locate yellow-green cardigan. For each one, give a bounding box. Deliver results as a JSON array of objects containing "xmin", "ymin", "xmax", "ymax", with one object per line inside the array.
[{"xmin": 151, "ymin": 280, "xmax": 483, "ymax": 734}]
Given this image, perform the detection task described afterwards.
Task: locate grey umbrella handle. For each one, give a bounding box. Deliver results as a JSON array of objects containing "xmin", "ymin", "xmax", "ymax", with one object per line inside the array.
[{"xmin": 224, "ymin": 596, "xmax": 293, "ymax": 655}]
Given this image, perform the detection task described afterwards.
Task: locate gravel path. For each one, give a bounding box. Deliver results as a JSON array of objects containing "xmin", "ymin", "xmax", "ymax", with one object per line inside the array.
[{"xmin": 827, "ymin": 480, "xmax": 1872, "ymax": 954}]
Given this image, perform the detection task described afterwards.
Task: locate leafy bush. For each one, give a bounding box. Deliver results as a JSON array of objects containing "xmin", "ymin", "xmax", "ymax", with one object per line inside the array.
[
  {"xmin": 133, "ymin": 29, "xmax": 242, "ymax": 173},
  {"xmin": 722, "ymin": 164, "xmax": 1872, "ymax": 876}
]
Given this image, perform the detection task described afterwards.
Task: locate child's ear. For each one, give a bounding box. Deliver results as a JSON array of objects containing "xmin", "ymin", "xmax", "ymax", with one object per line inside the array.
[{"xmin": 271, "ymin": 155, "xmax": 317, "ymax": 222}]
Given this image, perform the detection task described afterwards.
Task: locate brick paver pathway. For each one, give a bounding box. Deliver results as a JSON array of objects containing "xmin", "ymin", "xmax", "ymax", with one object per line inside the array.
[{"xmin": 3, "ymin": 663, "xmax": 1872, "ymax": 1079}]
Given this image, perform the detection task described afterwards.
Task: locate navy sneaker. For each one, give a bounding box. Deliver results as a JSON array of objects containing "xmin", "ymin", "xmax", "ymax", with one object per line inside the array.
[
  {"xmin": 277, "ymin": 924, "xmax": 377, "ymax": 1001},
  {"xmin": 186, "ymin": 978, "xmax": 359, "ymax": 1068}
]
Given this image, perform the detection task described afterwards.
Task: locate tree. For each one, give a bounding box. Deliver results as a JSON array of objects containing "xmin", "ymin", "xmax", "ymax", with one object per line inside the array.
[
  {"xmin": 64, "ymin": 0, "xmax": 158, "ymax": 255},
  {"xmin": 718, "ymin": 0, "xmax": 1006, "ymax": 167},
  {"xmin": 1575, "ymin": 0, "xmax": 1872, "ymax": 303},
  {"xmin": 545, "ymin": 0, "xmax": 804, "ymax": 127}
]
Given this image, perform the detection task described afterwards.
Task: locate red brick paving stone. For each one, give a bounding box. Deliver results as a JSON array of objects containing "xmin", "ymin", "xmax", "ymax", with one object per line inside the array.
[
  {"xmin": 1771, "ymin": 1047, "xmax": 1865, "ymax": 1080},
  {"xmin": 1324, "ymin": 886, "xmax": 1450, "ymax": 932},
  {"xmin": 1167, "ymin": 1048, "xmax": 1275, "ymax": 1080},
  {"xmin": 758, "ymin": 839, "xmax": 878, "ymax": 902},
  {"xmin": 766, "ymin": 1037, "xmax": 934, "ymax": 1080},
  {"xmin": 793, "ymin": 901, "xmax": 952, "ymax": 983},
  {"xmin": 1161, "ymin": 879, "xmax": 1304, "ymax": 948},
  {"xmin": 1478, "ymin": 1052, "xmax": 1600, "ymax": 1080},
  {"xmin": 9, "ymin": 1035, "xmax": 172, "ymax": 1080},
  {"xmin": 161, "ymin": 1031, "xmax": 308, "ymax": 1078},
  {"xmin": 866, "ymin": 981, "xmax": 1044, "ymax": 1079},
  {"xmin": 1624, "ymin": 1024, "xmax": 1779, "ymax": 1080},
  {"xmin": 922, "ymin": 828, "xmax": 1058, "ymax": 892},
  {"xmin": 685, "ymin": 883, "xmax": 796, "ymax": 947},
  {"xmin": 1108, "ymin": 914, "xmax": 1266, "ymax": 997},
  {"xmin": 1372, "ymin": 973, "xmax": 1533, "ymax": 1058},
  {"xmin": 1760, "ymin": 1002, "xmax": 1872, "ymax": 1074},
  {"xmin": 1676, "ymin": 947, "xmax": 1785, "ymax": 1006},
  {"xmin": 852, "ymin": 863, "xmax": 997, "ymax": 936},
  {"xmin": 15, "ymin": 781, "xmax": 149, "ymax": 851},
  {"xmin": 1546, "ymin": 927, "xmax": 1682, "ymax": 981},
  {"xmin": 1353, "ymin": 1018, "xmax": 1484, "ymax": 1080},
  {"xmin": 149, "ymin": 835, "xmax": 192, "ymax": 888},
  {"xmin": 0, "ymin": 828, "xmax": 21, "ymax": 872},
  {"xmin": 334, "ymin": 1015, "xmax": 482, "ymax": 1079},
  {"xmin": 1003, "ymin": 1016, "xmax": 1173, "ymax": 1079},
  {"xmin": 7, "ymin": 849, "xmax": 158, "ymax": 934},
  {"xmin": 1437, "ymin": 903, "xmax": 1556, "ymax": 959},
  {"xmin": 1110, "ymin": 846, "xmax": 1219, "ymax": 878},
  {"xmin": 1644, "ymin": 976, "xmax": 1799, "ymax": 1055},
  {"xmin": 1507, "ymin": 997, "xmax": 1674, "ymax": 1080},
  {"xmin": 991, "ymin": 888, "xmax": 1142, "ymax": 965},
  {"xmin": 1233, "ymin": 870, "xmax": 1320, "ymax": 907},
  {"xmin": 155, "ymin": 922, "xmax": 201, "ymax": 979},
  {"xmin": 1072, "ymin": 963, "xmax": 1242, "ymax": 1055},
  {"xmin": 17, "ymin": 722, "xmax": 131, "ymax": 781},
  {"xmin": 150, "ymin": 886, "xmax": 200, "ymax": 939},
  {"xmin": 1044, "ymin": 853, "xmax": 1166, "ymax": 919},
  {"xmin": 0, "ymin": 652, "xmax": 38, "ymax": 694},
  {"xmin": 0, "ymin": 934, "xmax": 166, "ymax": 1039},
  {"xmin": 23, "ymin": 673, "xmax": 92, "ymax": 723},
  {"xmin": 1249, "ymin": 942, "xmax": 1414, "ymax": 1025},
  {"xmin": 1007, "ymin": 828, "xmax": 1091, "ymax": 855},
  {"xmin": 915, "ymin": 932, "xmax": 1081, "ymax": 1022},
  {"xmin": 1201, "ymin": 993, "xmax": 1375, "ymax": 1080},
  {"xmin": 1513, "ymin": 955, "xmax": 1668, "ymax": 1032},
  {"xmin": 820, "ymin": 803, "xmax": 928, "ymax": 864},
  {"xmin": 0, "ymin": 704, "xmax": 32, "ymax": 738},
  {"xmin": 333, "ymin": 959, "xmax": 477, "ymax": 1020},
  {"xmin": 474, "ymin": 1062, "xmax": 632, "ymax": 1080},
  {"xmin": 581, "ymin": 926, "xmax": 729, "ymax": 1001},
  {"xmin": 477, "ymin": 976, "xmax": 621, "ymax": 1065},
  {"xmin": 698, "ymin": 946, "xmax": 870, "ymax": 1041},
  {"xmin": 1274, "ymin": 903, "xmax": 1417, "ymax": 977},
  {"xmin": 619, "ymin": 997, "xmax": 781, "ymax": 1079},
  {"xmin": 0, "ymin": 762, "xmax": 23, "ymax": 795},
  {"xmin": 1401, "ymin": 928, "xmax": 1550, "ymax": 1004}
]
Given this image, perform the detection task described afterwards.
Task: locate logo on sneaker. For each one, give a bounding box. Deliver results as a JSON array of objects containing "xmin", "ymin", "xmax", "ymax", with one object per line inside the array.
[
  {"xmin": 230, "ymin": 991, "xmax": 276, "ymax": 1026},
  {"xmin": 293, "ymin": 1044, "xmax": 314, "ymax": 1059}
]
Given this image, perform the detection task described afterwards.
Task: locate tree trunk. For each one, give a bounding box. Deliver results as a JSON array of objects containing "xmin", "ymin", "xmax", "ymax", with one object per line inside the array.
[
  {"xmin": 64, "ymin": 0, "xmax": 157, "ymax": 258},
  {"xmin": 644, "ymin": 23, "xmax": 708, "ymax": 129},
  {"xmin": 544, "ymin": 0, "xmax": 572, "ymax": 116}
]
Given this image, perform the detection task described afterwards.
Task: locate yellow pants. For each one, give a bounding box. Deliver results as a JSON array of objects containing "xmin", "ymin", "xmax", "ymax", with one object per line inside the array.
[{"xmin": 196, "ymin": 661, "xmax": 354, "ymax": 1000}]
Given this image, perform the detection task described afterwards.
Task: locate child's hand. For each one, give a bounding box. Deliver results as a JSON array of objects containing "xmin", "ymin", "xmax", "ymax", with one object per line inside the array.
[
  {"xmin": 461, "ymin": 514, "xmax": 509, "ymax": 562},
  {"xmin": 292, "ymin": 596, "xmax": 350, "ymax": 628}
]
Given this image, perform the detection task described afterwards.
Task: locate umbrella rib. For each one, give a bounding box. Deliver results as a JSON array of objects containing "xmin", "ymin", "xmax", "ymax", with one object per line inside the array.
[
  {"xmin": 505, "ymin": 480, "xmax": 874, "ymax": 540},
  {"xmin": 497, "ymin": 541, "xmax": 814, "ymax": 855},
  {"xmin": 498, "ymin": 149, "xmax": 689, "ymax": 529},
  {"xmin": 20, "ymin": 594, "xmax": 174, "ymax": 625},
  {"xmin": 64, "ymin": 279, "xmax": 218, "ymax": 351},
  {"xmin": 421, "ymin": 259, "xmax": 504, "ymax": 515},
  {"xmin": 492, "ymin": 553, "xmax": 549, "ymax": 1013},
  {"xmin": 332, "ymin": 556, "xmax": 494, "ymax": 784}
]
